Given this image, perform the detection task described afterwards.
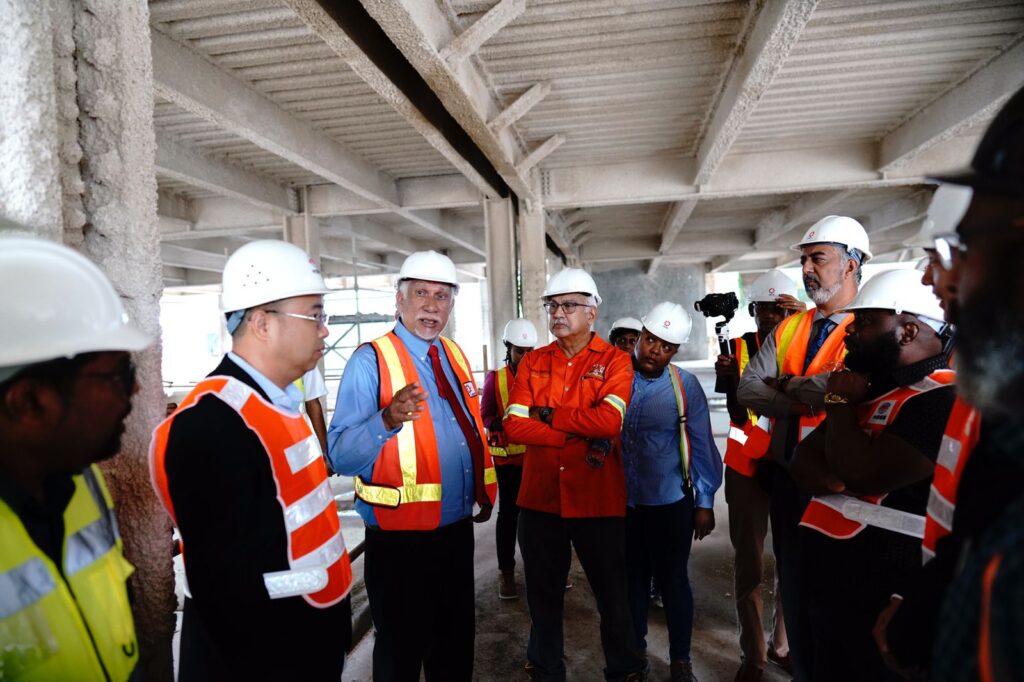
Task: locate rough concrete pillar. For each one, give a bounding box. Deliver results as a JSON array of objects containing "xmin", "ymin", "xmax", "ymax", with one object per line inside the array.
[
  {"xmin": 286, "ymin": 187, "xmax": 322, "ymax": 264},
  {"xmin": 517, "ymin": 199, "xmax": 548, "ymax": 341},
  {"xmin": 484, "ymin": 196, "xmax": 516, "ymax": 366},
  {"xmin": 68, "ymin": 1, "xmax": 174, "ymax": 679}
]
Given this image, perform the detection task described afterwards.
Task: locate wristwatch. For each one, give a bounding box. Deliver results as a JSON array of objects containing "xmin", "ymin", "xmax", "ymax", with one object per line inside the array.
[
  {"xmin": 538, "ymin": 406, "xmax": 554, "ymax": 424},
  {"xmin": 823, "ymin": 392, "xmax": 849, "ymax": 405}
]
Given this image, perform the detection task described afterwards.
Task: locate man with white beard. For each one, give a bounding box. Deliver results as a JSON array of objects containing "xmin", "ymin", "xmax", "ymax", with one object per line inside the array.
[{"xmin": 737, "ymin": 215, "xmax": 871, "ymax": 681}]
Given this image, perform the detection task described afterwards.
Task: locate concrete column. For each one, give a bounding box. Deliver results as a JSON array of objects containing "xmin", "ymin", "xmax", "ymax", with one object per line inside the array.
[
  {"xmin": 517, "ymin": 199, "xmax": 548, "ymax": 342},
  {"xmin": 484, "ymin": 196, "xmax": 516, "ymax": 366},
  {"xmin": 286, "ymin": 187, "xmax": 323, "ymax": 265}
]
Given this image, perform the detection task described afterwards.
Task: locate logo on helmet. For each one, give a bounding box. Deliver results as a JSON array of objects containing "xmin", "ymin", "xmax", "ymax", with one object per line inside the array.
[
  {"xmin": 769, "ymin": 287, "xmax": 776, "ymax": 295},
  {"xmin": 663, "ymin": 320, "xmax": 671, "ymax": 328},
  {"xmin": 807, "ymin": 231, "xmax": 816, "ymax": 239}
]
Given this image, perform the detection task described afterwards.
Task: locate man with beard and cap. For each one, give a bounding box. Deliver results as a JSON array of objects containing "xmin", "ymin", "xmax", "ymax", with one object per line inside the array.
[
  {"xmin": 737, "ymin": 215, "xmax": 870, "ymax": 680},
  {"xmin": 788, "ymin": 269, "xmax": 956, "ymax": 682},
  {"xmin": 151, "ymin": 239, "xmax": 353, "ymax": 681},
  {"xmin": 0, "ymin": 236, "xmax": 150, "ymax": 682},
  {"xmin": 328, "ymin": 250, "xmax": 496, "ymax": 682},
  {"xmin": 921, "ymin": 86, "xmax": 1024, "ymax": 682},
  {"xmin": 621, "ymin": 302, "xmax": 722, "ymax": 682},
  {"xmin": 869, "ymin": 184, "xmax": 979, "ymax": 678},
  {"xmin": 609, "ymin": 317, "xmax": 644, "ymax": 355},
  {"xmin": 716, "ymin": 270, "xmax": 804, "ymax": 681},
  {"xmin": 503, "ymin": 267, "xmax": 646, "ymax": 682}
]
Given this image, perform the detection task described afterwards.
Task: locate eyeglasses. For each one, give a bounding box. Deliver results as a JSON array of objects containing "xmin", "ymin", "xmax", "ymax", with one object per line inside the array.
[
  {"xmin": 408, "ymin": 289, "xmax": 453, "ymax": 304},
  {"xmin": 543, "ymin": 301, "xmax": 592, "ymax": 315},
  {"xmin": 932, "ymin": 234, "xmax": 965, "ymax": 271},
  {"xmin": 265, "ymin": 310, "xmax": 329, "ymax": 327},
  {"xmin": 80, "ymin": 360, "xmax": 137, "ymax": 395}
]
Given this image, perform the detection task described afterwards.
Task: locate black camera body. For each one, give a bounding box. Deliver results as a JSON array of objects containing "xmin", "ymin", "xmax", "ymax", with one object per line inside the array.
[{"xmin": 694, "ymin": 292, "xmax": 739, "ymax": 321}]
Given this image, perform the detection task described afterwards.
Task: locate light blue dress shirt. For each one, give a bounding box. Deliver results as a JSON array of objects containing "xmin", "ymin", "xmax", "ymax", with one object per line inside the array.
[
  {"xmin": 327, "ymin": 322, "xmax": 477, "ymax": 527},
  {"xmin": 621, "ymin": 365, "xmax": 723, "ymax": 509},
  {"xmin": 227, "ymin": 352, "xmax": 303, "ymax": 414}
]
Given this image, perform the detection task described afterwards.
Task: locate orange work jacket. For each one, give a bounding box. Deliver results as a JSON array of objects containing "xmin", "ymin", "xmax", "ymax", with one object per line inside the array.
[
  {"xmin": 504, "ymin": 333, "xmax": 632, "ymax": 518},
  {"xmin": 723, "ymin": 335, "xmax": 762, "ymax": 477},
  {"xmin": 352, "ymin": 332, "xmax": 497, "ymax": 530},
  {"xmin": 800, "ymin": 369, "xmax": 956, "ymax": 540},
  {"xmin": 922, "ymin": 396, "xmax": 981, "ymax": 563},
  {"xmin": 151, "ymin": 376, "xmax": 352, "ymax": 608}
]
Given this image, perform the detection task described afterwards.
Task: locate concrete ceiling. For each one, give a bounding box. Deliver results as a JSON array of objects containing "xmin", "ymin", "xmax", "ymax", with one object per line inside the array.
[{"xmin": 148, "ymin": 0, "xmax": 1024, "ymax": 286}]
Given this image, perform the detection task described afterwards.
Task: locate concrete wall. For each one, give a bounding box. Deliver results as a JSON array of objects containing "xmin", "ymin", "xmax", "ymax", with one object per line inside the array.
[{"xmin": 593, "ymin": 264, "xmax": 708, "ymax": 361}]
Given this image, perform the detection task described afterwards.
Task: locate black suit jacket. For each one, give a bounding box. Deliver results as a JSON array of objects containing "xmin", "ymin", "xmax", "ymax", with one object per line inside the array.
[{"xmin": 164, "ymin": 356, "xmax": 350, "ymax": 681}]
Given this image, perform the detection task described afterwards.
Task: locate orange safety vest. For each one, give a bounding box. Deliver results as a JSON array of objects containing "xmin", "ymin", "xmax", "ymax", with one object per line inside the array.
[
  {"xmin": 723, "ymin": 335, "xmax": 761, "ymax": 477},
  {"xmin": 352, "ymin": 332, "xmax": 498, "ymax": 531},
  {"xmin": 150, "ymin": 376, "xmax": 352, "ymax": 607},
  {"xmin": 740, "ymin": 310, "xmax": 852, "ymax": 461},
  {"xmin": 489, "ymin": 365, "xmax": 526, "ymax": 465},
  {"xmin": 922, "ymin": 396, "xmax": 980, "ymax": 563},
  {"xmin": 800, "ymin": 369, "xmax": 956, "ymax": 540}
]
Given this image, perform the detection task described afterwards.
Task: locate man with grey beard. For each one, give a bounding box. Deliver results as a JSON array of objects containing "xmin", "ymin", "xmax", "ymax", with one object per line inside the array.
[{"xmin": 737, "ymin": 215, "xmax": 871, "ymax": 681}]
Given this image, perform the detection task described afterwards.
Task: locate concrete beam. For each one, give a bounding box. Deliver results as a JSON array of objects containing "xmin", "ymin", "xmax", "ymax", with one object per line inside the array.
[
  {"xmin": 155, "ymin": 133, "xmax": 297, "ymax": 214},
  {"xmin": 863, "ymin": 189, "xmax": 932, "ymax": 236},
  {"xmin": 582, "ymin": 231, "xmax": 754, "ymax": 263},
  {"xmin": 489, "ymin": 81, "xmax": 551, "ymax": 134},
  {"xmin": 440, "ymin": 0, "xmax": 526, "ymax": 67},
  {"xmin": 546, "ymin": 211, "xmax": 581, "ymax": 266},
  {"xmin": 359, "ymin": 0, "xmax": 537, "ymax": 201},
  {"xmin": 695, "ymin": 0, "xmax": 819, "ymax": 184},
  {"xmin": 542, "ymin": 144, "xmax": 933, "ymax": 209},
  {"xmin": 754, "ymin": 188, "xmax": 857, "ymax": 247},
  {"xmin": 306, "ymin": 177, "xmax": 481, "ymax": 216},
  {"xmin": 280, "ymin": 0, "xmax": 499, "ymax": 197},
  {"xmin": 879, "ymin": 39, "xmax": 1024, "ymax": 171},
  {"xmin": 322, "ymin": 215, "xmax": 420, "ymax": 254},
  {"xmin": 160, "ymin": 223, "xmax": 282, "ymax": 241},
  {"xmin": 517, "ymin": 134, "xmax": 565, "ymax": 175},
  {"xmin": 160, "ymin": 243, "xmax": 228, "ymax": 272}
]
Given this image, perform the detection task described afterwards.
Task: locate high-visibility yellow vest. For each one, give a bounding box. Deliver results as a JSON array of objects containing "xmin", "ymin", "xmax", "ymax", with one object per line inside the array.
[
  {"xmin": 490, "ymin": 365, "xmax": 527, "ymax": 462},
  {"xmin": 723, "ymin": 335, "xmax": 763, "ymax": 477},
  {"xmin": 0, "ymin": 465, "xmax": 138, "ymax": 681}
]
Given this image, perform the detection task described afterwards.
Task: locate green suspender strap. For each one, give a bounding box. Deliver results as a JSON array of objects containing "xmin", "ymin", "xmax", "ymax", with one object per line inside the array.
[{"xmin": 668, "ymin": 366, "xmax": 692, "ymax": 484}]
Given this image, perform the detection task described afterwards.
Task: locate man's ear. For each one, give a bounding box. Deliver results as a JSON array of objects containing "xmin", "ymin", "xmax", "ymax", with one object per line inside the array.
[
  {"xmin": 247, "ymin": 309, "xmax": 273, "ymax": 341},
  {"xmin": 2, "ymin": 379, "xmax": 62, "ymax": 426},
  {"xmin": 898, "ymin": 316, "xmax": 921, "ymax": 345}
]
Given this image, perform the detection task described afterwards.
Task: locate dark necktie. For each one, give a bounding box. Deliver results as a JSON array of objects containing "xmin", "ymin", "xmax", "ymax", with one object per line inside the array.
[
  {"xmin": 804, "ymin": 318, "xmax": 838, "ymax": 372},
  {"xmin": 427, "ymin": 344, "xmax": 487, "ymax": 507}
]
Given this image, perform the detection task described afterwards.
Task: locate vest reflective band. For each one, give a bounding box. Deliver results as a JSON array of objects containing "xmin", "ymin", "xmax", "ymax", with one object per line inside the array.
[
  {"xmin": 800, "ymin": 369, "xmax": 956, "ymax": 540},
  {"xmin": 490, "ymin": 365, "xmax": 526, "ymax": 460},
  {"xmin": 0, "ymin": 466, "xmax": 138, "ymax": 681},
  {"xmin": 922, "ymin": 397, "xmax": 980, "ymax": 563},
  {"xmin": 667, "ymin": 365, "xmax": 692, "ymax": 483},
  {"xmin": 354, "ymin": 333, "xmax": 497, "ymax": 530},
  {"xmin": 150, "ymin": 376, "xmax": 352, "ymax": 608},
  {"xmin": 723, "ymin": 336, "xmax": 764, "ymax": 477}
]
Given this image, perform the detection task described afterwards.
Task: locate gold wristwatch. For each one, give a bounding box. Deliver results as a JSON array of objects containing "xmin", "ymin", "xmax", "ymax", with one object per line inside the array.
[{"xmin": 824, "ymin": 392, "xmax": 849, "ymax": 405}]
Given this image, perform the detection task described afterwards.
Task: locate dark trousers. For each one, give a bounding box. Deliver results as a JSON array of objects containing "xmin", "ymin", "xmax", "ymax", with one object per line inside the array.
[
  {"xmin": 625, "ymin": 497, "xmax": 695, "ymax": 663},
  {"xmin": 518, "ymin": 509, "xmax": 646, "ymax": 682},
  {"xmin": 364, "ymin": 518, "xmax": 475, "ymax": 682},
  {"xmin": 496, "ymin": 464, "xmax": 523, "ymax": 570},
  {"xmin": 770, "ymin": 466, "xmax": 812, "ymax": 682}
]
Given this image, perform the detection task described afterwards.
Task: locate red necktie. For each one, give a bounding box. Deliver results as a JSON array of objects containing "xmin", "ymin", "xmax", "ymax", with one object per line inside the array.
[{"xmin": 427, "ymin": 344, "xmax": 488, "ymax": 507}]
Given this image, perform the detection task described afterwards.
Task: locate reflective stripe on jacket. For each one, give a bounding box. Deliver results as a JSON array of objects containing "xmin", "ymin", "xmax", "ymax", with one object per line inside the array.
[
  {"xmin": 151, "ymin": 376, "xmax": 352, "ymax": 607},
  {"xmin": 353, "ymin": 332, "xmax": 497, "ymax": 530},
  {"xmin": 0, "ymin": 465, "xmax": 138, "ymax": 681},
  {"xmin": 800, "ymin": 369, "xmax": 956, "ymax": 540},
  {"xmin": 922, "ymin": 396, "xmax": 980, "ymax": 563},
  {"xmin": 490, "ymin": 365, "xmax": 526, "ymax": 464}
]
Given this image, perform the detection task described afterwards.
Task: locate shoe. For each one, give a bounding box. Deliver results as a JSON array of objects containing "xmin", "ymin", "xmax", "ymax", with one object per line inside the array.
[
  {"xmin": 499, "ymin": 569, "xmax": 519, "ymax": 600},
  {"xmin": 524, "ymin": 661, "xmax": 538, "ymax": 680},
  {"xmin": 767, "ymin": 648, "xmax": 792, "ymax": 673},
  {"xmin": 670, "ymin": 660, "xmax": 697, "ymax": 682},
  {"xmin": 733, "ymin": 663, "xmax": 763, "ymax": 682}
]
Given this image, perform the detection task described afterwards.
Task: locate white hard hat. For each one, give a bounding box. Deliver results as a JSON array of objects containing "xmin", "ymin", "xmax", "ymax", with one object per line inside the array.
[
  {"xmin": 398, "ymin": 250, "xmax": 459, "ymax": 294},
  {"xmin": 502, "ymin": 318, "xmax": 538, "ymax": 347},
  {"xmin": 641, "ymin": 302, "xmax": 692, "ymax": 345},
  {"xmin": 843, "ymin": 269, "xmax": 944, "ymax": 328},
  {"xmin": 0, "ymin": 236, "xmax": 152, "ymax": 374},
  {"xmin": 543, "ymin": 268, "xmax": 602, "ymax": 306},
  {"xmin": 221, "ymin": 240, "xmax": 330, "ymax": 313},
  {"xmin": 748, "ymin": 270, "xmax": 799, "ymax": 303},
  {"xmin": 904, "ymin": 185, "xmax": 974, "ymax": 249},
  {"xmin": 610, "ymin": 317, "xmax": 643, "ymax": 333},
  {"xmin": 792, "ymin": 215, "xmax": 873, "ymax": 263}
]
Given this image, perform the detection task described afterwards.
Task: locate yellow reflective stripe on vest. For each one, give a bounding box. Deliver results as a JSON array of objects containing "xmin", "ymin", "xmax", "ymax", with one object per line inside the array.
[
  {"xmin": 667, "ymin": 366, "xmax": 691, "ymax": 483},
  {"xmin": 441, "ymin": 337, "xmax": 472, "ymax": 379},
  {"xmin": 490, "ymin": 444, "xmax": 527, "ymax": 458},
  {"xmin": 496, "ymin": 367, "xmax": 511, "ymax": 410},
  {"xmin": 485, "ymin": 467, "xmax": 497, "ymax": 485},
  {"xmin": 66, "ymin": 469, "xmax": 119, "ymax": 577},
  {"xmin": 775, "ymin": 313, "xmax": 804, "ymax": 373},
  {"xmin": 735, "ymin": 338, "xmax": 758, "ymax": 424},
  {"xmin": 375, "ymin": 335, "xmax": 430, "ymax": 501},
  {"xmin": 0, "ymin": 557, "xmax": 57, "ymax": 619},
  {"xmin": 353, "ymin": 477, "xmax": 401, "ymax": 509},
  {"xmin": 603, "ymin": 394, "xmax": 627, "ymax": 422},
  {"xmin": 506, "ymin": 403, "xmax": 530, "ymax": 419}
]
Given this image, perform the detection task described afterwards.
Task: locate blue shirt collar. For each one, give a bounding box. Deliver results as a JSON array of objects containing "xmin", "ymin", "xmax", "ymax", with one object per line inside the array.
[
  {"xmin": 393, "ymin": 319, "xmax": 442, "ymax": 359},
  {"xmin": 227, "ymin": 352, "xmax": 303, "ymax": 413}
]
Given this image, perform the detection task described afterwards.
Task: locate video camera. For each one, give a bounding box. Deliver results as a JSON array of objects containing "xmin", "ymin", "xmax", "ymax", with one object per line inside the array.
[{"xmin": 694, "ymin": 292, "xmax": 740, "ymax": 393}]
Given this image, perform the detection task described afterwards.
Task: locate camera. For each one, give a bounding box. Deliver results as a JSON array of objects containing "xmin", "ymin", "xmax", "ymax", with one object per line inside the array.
[{"xmin": 694, "ymin": 292, "xmax": 739, "ymax": 321}]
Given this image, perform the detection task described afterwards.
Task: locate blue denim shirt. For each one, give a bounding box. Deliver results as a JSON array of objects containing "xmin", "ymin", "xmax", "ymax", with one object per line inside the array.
[
  {"xmin": 327, "ymin": 322, "xmax": 477, "ymax": 527},
  {"xmin": 621, "ymin": 365, "xmax": 723, "ymax": 509}
]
